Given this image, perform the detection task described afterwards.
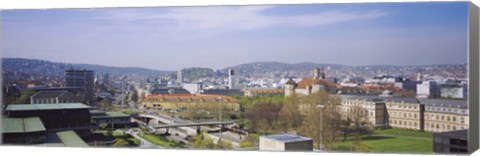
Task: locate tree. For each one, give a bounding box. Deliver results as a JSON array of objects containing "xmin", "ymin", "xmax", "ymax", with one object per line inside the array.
[
  {"xmin": 194, "ymin": 131, "xmax": 215, "ymax": 149},
  {"xmin": 131, "ymin": 89, "xmax": 138, "ymax": 103},
  {"xmin": 12, "ymin": 90, "xmax": 36, "ymax": 104},
  {"xmin": 348, "ymin": 106, "xmax": 373, "ymax": 135},
  {"xmin": 300, "ymin": 91, "xmax": 342, "ymax": 149},
  {"xmin": 215, "ymin": 139, "xmax": 233, "ymax": 149},
  {"xmin": 245, "ymin": 103, "xmax": 281, "ymax": 134},
  {"xmin": 112, "ymin": 138, "xmax": 129, "ymax": 147},
  {"xmin": 279, "ymin": 93, "xmax": 302, "ymax": 133}
]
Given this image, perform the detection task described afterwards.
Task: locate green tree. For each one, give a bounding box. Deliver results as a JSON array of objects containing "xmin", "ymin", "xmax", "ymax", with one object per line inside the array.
[
  {"xmin": 300, "ymin": 91, "xmax": 342, "ymax": 150},
  {"xmin": 279, "ymin": 93, "xmax": 302, "ymax": 133},
  {"xmin": 112, "ymin": 138, "xmax": 129, "ymax": 147},
  {"xmin": 245, "ymin": 103, "xmax": 281, "ymax": 134},
  {"xmin": 131, "ymin": 89, "xmax": 138, "ymax": 103},
  {"xmin": 12, "ymin": 90, "xmax": 36, "ymax": 104}
]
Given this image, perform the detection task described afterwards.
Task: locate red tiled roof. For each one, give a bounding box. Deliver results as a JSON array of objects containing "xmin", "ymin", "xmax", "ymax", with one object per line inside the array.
[{"xmin": 296, "ymin": 79, "xmax": 337, "ymax": 89}]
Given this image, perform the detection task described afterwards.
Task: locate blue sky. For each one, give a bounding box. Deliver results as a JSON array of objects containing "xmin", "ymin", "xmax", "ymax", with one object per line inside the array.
[{"xmin": 1, "ymin": 2, "xmax": 469, "ymax": 70}]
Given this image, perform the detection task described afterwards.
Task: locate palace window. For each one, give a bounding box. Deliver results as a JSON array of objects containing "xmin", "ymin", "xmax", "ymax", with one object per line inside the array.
[
  {"xmin": 441, "ymin": 115, "xmax": 445, "ymax": 121},
  {"xmin": 460, "ymin": 117, "xmax": 465, "ymax": 123},
  {"xmin": 447, "ymin": 116, "xmax": 451, "ymax": 122},
  {"xmin": 453, "ymin": 117, "xmax": 457, "ymax": 122},
  {"xmin": 414, "ymin": 114, "xmax": 417, "ymax": 118},
  {"xmin": 414, "ymin": 122, "xmax": 417, "ymax": 127},
  {"xmin": 453, "ymin": 126, "xmax": 456, "ymax": 130}
]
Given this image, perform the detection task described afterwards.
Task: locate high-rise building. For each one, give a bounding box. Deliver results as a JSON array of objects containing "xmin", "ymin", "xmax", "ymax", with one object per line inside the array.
[
  {"xmin": 65, "ymin": 69, "xmax": 94, "ymax": 104},
  {"xmin": 228, "ymin": 69, "xmax": 235, "ymax": 89},
  {"xmin": 177, "ymin": 70, "xmax": 183, "ymax": 85}
]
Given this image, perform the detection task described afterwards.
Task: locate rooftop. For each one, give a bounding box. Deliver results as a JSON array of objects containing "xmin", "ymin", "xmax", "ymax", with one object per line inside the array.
[
  {"xmin": 419, "ymin": 98, "xmax": 468, "ymax": 109},
  {"xmin": 56, "ymin": 131, "xmax": 89, "ymax": 147},
  {"xmin": 434, "ymin": 130, "xmax": 468, "ymax": 139},
  {"xmin": 6, "ymin": 103, "xmax": 90, "ymax": 111},
  {"xmin": 2, "ymin": 117, "xmax": 46, "ymax": 133},
  {"xmin": 261, "ymin": 134, "xmax": 312, "ymax": 143},
  {"xmin": 30, "ymin": 90, "xmax": 72, "ymax": 99}
]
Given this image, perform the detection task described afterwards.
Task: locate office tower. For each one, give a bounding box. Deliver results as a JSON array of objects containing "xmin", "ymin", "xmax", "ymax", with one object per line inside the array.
[{"xmin": 65, "ymin": 69, "xmax": 95, "ymax": 104}]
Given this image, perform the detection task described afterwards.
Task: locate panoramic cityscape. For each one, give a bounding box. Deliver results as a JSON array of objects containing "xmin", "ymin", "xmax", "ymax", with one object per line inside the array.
[{"xmin": 0, "ymin": 2, "xmax": 471, "ymax": 154}]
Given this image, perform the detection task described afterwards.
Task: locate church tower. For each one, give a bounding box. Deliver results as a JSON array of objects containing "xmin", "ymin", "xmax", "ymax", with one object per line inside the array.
[
  {"xmin": 285, "ymin": 78, "xmax": 297, "ymax": 97},
  {"xmin": 313, "ymin": 68, "xmax": 321, "ymax": 80}
]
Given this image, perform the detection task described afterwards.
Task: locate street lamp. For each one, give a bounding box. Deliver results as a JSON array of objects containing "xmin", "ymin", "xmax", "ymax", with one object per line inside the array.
[
  {"xmin": 217, "ymin": 97, "xmax": 223, "ymax": 135},
  {"xmin": 317, "ymin": 105, "xmax": 325, "ymax": 150}
]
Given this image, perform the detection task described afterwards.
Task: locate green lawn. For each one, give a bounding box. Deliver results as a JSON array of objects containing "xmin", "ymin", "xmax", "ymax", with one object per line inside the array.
[
  {"xmin": 140, "ymin": 134, "xmax": 184, "ymax": 148},
  {"xmin": 331, "ymin": 128, "xmax": 433, "ymax": 154}
]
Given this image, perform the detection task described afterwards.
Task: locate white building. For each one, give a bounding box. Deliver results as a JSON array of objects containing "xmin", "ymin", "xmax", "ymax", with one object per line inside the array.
[
  {"xmin": 259, "ymin": 134, "xmax": 313, "ymax": 151},
  {"xmin": 182, "ymin": 83, "xmax": 203, "ymax": 94},
  {"xmin": 417, "ymin": 81, "xmax": 440, "ymax": 98}
]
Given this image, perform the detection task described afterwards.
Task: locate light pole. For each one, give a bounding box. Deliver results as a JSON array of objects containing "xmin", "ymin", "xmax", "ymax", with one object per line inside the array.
[
  {"xmin": 317, "ymin": 105, "xmax": 325, "ymax": 151},
  {"xmin": 217, "ymin": 97, "xmax": 223, "ymax": 135}
]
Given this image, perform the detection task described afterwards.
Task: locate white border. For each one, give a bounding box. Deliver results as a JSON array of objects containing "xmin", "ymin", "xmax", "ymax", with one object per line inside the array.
[{"xmin": 0, "ymin": 1, "xmax": 478, "ymax": 156}]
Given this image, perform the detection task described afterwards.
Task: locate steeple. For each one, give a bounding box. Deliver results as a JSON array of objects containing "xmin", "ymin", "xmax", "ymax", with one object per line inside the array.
[
  {"xmin": 313, "ymin": 67, "xmax": 321, "ymax": 80},
  {"xmin": 321, "ymin": 67, "xmax": 326, "ymax": 80}
]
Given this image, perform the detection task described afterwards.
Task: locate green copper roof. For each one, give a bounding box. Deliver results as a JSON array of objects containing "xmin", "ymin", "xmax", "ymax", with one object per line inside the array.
[
  {"xmin": 2, "ymin": 117, "xmax": 46, "ymax": 133},
  {"xmin": 6, "ymin": 103, "xmax": 90, "ymax": 111},
  {"xmin": 56, "ymin": 131, "xmax": 89, "ymax": 147}
]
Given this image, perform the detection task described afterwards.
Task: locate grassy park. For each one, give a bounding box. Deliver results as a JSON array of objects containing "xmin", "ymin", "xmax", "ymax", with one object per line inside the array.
[
  {"xmin": 332, "ymin": 128, "xmax": 433, "ymax": 154},
  {"xmin": 140, "ymin": 134, "xmax": 184, "ymax": 148}
]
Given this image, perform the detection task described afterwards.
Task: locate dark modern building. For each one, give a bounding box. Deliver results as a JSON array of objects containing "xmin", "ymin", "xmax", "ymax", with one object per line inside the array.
[
  {"xmin": 90, "ymin": 110, "xmax": 135, "ymax": 128},
  {"xmin": 433, "ymin": 130, "xmax": 468, "ymax": 154},
  {"xmin": 4, "ymin": 103, "xmax": 95, "ymax": 137},
  {"xmin": 65, "ymin": 69, "xmax": 95, "ymax": 104},
  {"xmin": 2, "ymin": 117, "xmax": 47, "ymax": 144}
]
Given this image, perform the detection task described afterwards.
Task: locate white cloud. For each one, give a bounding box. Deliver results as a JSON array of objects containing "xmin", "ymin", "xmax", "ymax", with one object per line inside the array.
[{"xmin": 96, "ymin": 6, "xmax": 388, "ymax": 33}]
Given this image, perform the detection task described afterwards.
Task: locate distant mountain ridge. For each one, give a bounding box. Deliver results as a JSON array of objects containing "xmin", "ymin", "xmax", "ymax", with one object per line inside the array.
[
  {"xmin": 2, "ymin": 58, "xmax": 173, "ymax": 77},
  {"xmin": 2, "ymin": 58, "xmax": 467, "ymax": 79}
]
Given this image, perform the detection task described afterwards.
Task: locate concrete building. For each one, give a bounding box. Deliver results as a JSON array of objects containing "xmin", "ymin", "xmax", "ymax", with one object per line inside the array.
[
  {"xmin": 177, "ymin": 70, "xmax": 183, "ymax": 86},
  {"xmin": 433, "ymin": 130, "xmax": 468, "ymax": 154},
  {"xmin": 141, "ymin": 94, "xmax": 240, "ymax": 112},
  {"xmin": 30, "ymin": 90, "xmax": 82, "ymax": 104},
  {"xmin": 440, "ymin": 81, "xmax": 466, "ymax": 99},
  {"xmin": 228, "ymin": 69, "xmax": 235, "ymax": 89},
  {"xmin": 285, "ymin": 68, "xmax": 337, "ymax": 96},
  {"xmin": 64, "ymin": 69, "xmax": 95, "ymax": 104},
  {"xmin": 416, "ymin": 81, "xmax": 440, "ymax": 98},
  {"xmin": 259, "ymin": 134, "xmax": 313, "ymax": 151},
  {"xmin": 182, "ymin": 83, "xmax": 203, "ymax": 94}
]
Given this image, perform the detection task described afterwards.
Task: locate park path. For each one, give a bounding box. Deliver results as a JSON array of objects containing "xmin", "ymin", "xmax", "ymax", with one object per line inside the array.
[{"xmin": 126, "ymin": 128, "xmax": 164, "ymax": 149}]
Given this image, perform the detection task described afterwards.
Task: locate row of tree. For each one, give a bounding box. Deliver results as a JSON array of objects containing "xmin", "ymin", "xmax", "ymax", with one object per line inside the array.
[{"xmin": 239, "ymin": 91, "xmax": 374, "ymax": 150}]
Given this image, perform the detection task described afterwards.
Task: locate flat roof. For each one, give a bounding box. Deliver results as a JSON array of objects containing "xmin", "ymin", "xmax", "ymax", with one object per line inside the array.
[
  {"xmin": 106, "ymin": 111, "xmax": 130, "ymax": 117},
  {"xmin": 56, "ymin": 131, "xmax": 89, "ymax": 147},
  {"xmin": 6, "ymin": 103, "xmax": 90, "ymax": 111},
  {"xmin": 434, "ymin": 130, "xmax": 468, "ymax": 139},
  {"xmin": 261, "ymin": 134, "xmax": 312, "ymax": 143},
  {"xmin": 2, "ymin": 117, "xmax": 46, "ymax": 133}
]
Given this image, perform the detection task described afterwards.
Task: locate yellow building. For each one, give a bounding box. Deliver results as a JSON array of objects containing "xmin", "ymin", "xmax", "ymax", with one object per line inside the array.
[
  {"xmin": 384, "ymin": 97, "xmax": 423, "ymax": 131},
  {"xmin": 421, "ymin": 99, "xmax": 468, "ymax": 132},
  {"xmin": 339, "ymin": 95, "xmax": 468, "ymax": 133},
  {"xmin": 141, "ymin": 94, "xmax": 240, "ymax": 111}
]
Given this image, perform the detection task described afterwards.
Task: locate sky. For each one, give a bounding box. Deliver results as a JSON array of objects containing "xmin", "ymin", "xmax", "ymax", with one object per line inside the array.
[{"xmin": 1, "ymin": 2, "xmax": 469, "ymax": 70}]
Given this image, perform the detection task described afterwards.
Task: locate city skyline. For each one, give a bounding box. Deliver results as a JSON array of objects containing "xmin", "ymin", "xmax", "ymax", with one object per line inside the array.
[{"xmin": 2, "ymin": 2, "xmax": 469, "ymax": 70}]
